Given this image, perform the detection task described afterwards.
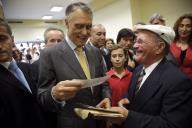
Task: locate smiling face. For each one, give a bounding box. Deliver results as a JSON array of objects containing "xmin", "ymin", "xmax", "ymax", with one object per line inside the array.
[
  {"xmin": 65, "ymin": 8, "xmax": 92, "ymax": 47},
  {"xmin": 110, "ymin": 48, "xmax": 126, "ymax": 69},
  {"xmin": 133, "ymin": 30, "xmax": 165, "ymax": 67},
  {"xmin": 178, "ymin": 18, "xmax": 192, "ymax": 39},
  {"xmin": 0, "ymin": 26, "xmax": 14, "ymax": 62},
  {"xmin": 90, "ymin": 24, "xmax": 106, "ymax": 48}
]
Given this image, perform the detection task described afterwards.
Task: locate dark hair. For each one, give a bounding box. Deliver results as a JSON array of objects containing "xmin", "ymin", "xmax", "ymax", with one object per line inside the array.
[
  {"xmin": 116, "ymin": 28, "xmax": 135, "ymax": 43},
  {"xmin": 0, "ymin": 18, "xmax": 12, "ymax": 36},
  {"xmin": 173, "ymin": 13, "xmax": 192, "ymax": 44},
  {"xmin": 105, "ymin": 38, "xmax": 115, "ymax": 45},
  {"xmin": 65, "ymin": 2, "xmax": 93, "ymax": 19},
  {"xmin": 109, "ymin": 44, "xmax": 127, "ymax": 58},
  {"xmin": 44, "ymin": 27, "xmax": 64, "ymax": 43}
]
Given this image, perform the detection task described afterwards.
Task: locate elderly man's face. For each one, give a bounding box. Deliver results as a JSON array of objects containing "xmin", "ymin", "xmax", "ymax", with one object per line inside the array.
[
  {"xmin": 65, "ymin": 9, "xmax": 92, "ymax": 47},
  {"xmin": 133, "ymin": 31, "xmax": 162, "ymax": 67},
  {"xmin": 90, "ymin": 26, "xmax": 106, "ymax": 48},
  {"xmin": 0, "ymin": 26, "xmax": 14, "ymax": 62}
]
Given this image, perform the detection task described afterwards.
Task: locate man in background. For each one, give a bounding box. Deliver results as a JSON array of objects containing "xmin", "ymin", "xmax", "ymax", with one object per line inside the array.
[
  {"xmin": 43, "ymin": 27, "xmax": 65, "ymax": 48},
  {"xmin": 31, "ymin": 27, "xmax": 64, "ymax": 84},
  {"xmin": 88, "ymin": 24, "xmax": 110, "ymax": 71},
  {"xmin": 31, "ymin": 27, "xmax": 64, "ymax": 128}
]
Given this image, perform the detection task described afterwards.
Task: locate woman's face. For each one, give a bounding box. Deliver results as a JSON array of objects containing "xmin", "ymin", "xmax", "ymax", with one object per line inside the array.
[{"xmin": 178, "ymin": 18, "xmax": 192, "ymax": 39}]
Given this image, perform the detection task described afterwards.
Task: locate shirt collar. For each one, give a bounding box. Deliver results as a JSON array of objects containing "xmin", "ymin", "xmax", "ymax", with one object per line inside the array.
[
  {"xmin": 65, "ymin": 35, "xmax": 86, "ymax": 51},
  {"xmin": 86, "ymin": 39, "xmax": 94, "ymax": 46},
  {"xmin": 108, "ymin": 68, "xmax": 130, "ymax": 77},
  {"xmin": 65, "ymin": 34, "xmax": 77, "ymax": 51},
  {"xmin": 144, "ymin": 58, "xmax": 163, "ymax": 76},
  {"xmin": 0, "ymin": 58, "xmax": 15, "ymax": 69}
]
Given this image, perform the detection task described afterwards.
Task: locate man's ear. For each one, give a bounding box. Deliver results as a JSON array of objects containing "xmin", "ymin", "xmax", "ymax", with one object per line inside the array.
[
  {"xmin": 155, "ymin": 41, "xmax": 165, "ymax": 55},
  {"xmin": 11, "ymin": 36, "xmax": 15, "ymax": 47},
  {"xmin": 64, "ymin": 19, "xmax": 69, "ymax": 29}
]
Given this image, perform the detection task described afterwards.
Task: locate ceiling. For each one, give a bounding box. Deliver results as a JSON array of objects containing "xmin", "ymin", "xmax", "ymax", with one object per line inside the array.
[{"xmin": 1, "ymin": 0, "xmax": 117, "ymax": 21}]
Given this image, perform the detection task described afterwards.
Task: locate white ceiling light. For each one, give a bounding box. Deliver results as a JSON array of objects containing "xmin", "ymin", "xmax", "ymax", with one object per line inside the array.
[
  {"xmin": 50, "ymin": 6, "xmax": 63, "ymax": 12},
  {"xmin": 42, "ymin": 15, "xmax": 53, "ymax": 20}
]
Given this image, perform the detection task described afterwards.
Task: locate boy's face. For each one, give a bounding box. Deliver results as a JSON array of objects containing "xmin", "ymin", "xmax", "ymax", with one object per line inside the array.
[{"xmin": 110, "ymin": 48, "xmax": 126, "ymax": 68}]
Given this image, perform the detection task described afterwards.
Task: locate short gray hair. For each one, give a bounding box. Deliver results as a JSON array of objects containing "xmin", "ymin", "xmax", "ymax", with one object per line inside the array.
[
  {"xmin": 44, "ymin": 27, "xmax": 64, "ymax": 43},
  {"xmin": 65, "ymin": 2, "xmax": 93, "ymax": 19},
  {"xmin": 149, "ymin": 13, "xmax": 165, "ymax": 24}
]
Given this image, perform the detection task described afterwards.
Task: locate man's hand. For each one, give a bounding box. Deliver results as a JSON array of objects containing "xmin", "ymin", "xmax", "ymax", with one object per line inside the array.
[
  {"xmin": 96, "ymin": 98, "xmax": 111, "ymax": 109},
  {"xmin": 52, "ymin": 80, "xmax": 82, "ymax": 101},
  {"xmin": 127, "ymin": 58, "xmax": 135, "ymax": 68},
  {"xmin": 108, "ymin": 106, "xmax": 129, "ymax": 125},
  {"xmin": 118, "ymin": 98, "xmax": 129, "ymax": 108}
]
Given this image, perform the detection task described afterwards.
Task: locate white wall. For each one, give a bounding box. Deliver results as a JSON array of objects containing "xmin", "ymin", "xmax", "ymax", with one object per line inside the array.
[
  {"xmin": 10, "ymin": 22, "xmax": 64, "ymax": 42},
  {"xmin": 10, "ymin": 0, "xmax": 132, "ymax": 43},
  {"xmin": 12, "ymin": 26, "xmax": 45, "ymax": 42},
  {"xmin": 93, "ymin": 0, "xmax": 132, "ymax": 42}
]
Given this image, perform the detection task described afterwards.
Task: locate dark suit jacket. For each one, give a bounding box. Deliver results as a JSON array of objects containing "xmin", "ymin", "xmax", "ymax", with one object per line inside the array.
[
  {"xmin": 31, "ymin": 59, "xmax": 40, "ymax": 84},
  {"xmin": 0, "ymin": 62, "xmax": 46, "ymax": 128},
  {"xmin": 37, "ymin": 41, "xmax": 111, "ymax": 128},
  {"xmin": 30, "ymin": 59, "xmax": 57, "ymax": 128},
  {"xmin": 123, "ymin": 58, "xmax": 192, "ymax": 128}
]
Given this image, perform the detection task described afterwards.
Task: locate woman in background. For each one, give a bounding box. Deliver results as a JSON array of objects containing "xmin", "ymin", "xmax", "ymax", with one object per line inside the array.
[
  {"xmin": 116, "ymin": 28, "xmax": 136, "ymax": 71},
  {"xmin": 169, "ymin": 13, "xmax": 192, "ymax": 79}
]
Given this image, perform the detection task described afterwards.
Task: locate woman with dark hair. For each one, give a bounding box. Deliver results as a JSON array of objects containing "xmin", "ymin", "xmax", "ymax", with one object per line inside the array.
[
  {"xmin": 116, "ymin": 28, "xmax": 136, "ymax": 71},
  {"xmin": 169, "ymin": 13, "xmax": 192, "ymax": 79}
]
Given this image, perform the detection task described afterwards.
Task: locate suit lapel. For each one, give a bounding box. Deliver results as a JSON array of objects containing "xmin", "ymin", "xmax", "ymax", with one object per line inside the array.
[
  {"xmin": 0, "ymin": 65, "xmax": 31, "ymax": 94},
  {"xmin": 17, "ymin": 63, "xmax": 36, "ymax": 94},
  {"xmin": 85, "ymin": 45, "xmax": 95, "ymax": 79},
  {"xmin": 131, "ymin": 60, "xmax": 166, "ymax": 110},
  {"xmin": 128, "ymin": 65, "xmax": 143, "ymax": 102},
  {"xmin": 58, "ymin": 42, "xmax": 86, "ymax": 79}
]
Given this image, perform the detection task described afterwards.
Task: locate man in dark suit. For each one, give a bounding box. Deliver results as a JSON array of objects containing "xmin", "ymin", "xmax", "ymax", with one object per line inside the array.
[
  {"xmin": 37, "ymin": 2, "xmax": 111, "ymax": 128},
  {"xmin": 31, "ymin": 27, "xmax": 64, "ymax": 128},
  {"xmin": 87, "ymin": 24, "xmax": 110, "ymax": 71},
  {"xmin": 0, "ymin": 19, "xmax": 46, "ymax": 128},
  {"xmin": 107, "ymin": 25, "xmax": 192, "ymax": 128},
  {"xmin": 31, "ymin": 27, "xmax": 64, "ymax": 84}
]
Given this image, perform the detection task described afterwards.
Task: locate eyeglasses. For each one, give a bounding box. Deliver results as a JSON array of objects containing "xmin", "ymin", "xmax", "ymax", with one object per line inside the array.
[{"xmin": 134, "ymin": 39, "xmax": 153, "ymax": 45}]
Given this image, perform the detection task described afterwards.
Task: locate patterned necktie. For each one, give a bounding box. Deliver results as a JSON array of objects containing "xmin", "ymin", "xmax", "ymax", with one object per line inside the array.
[
  {"xmin": 9, "ymin": 62, "xmax": 32, "ymax": 93},
  {"xmin": 134, "ymin": 69, "xmax": 145, "ymax": 96},
  {"xmin": 75, "ymin": 47, "xmax": 91, "ymax": 79}
]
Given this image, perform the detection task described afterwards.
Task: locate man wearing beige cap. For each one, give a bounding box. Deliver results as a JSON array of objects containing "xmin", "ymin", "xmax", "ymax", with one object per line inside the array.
[{"xmin": 107, "ymin": 25, "xmax": 192, "ymax": 128}]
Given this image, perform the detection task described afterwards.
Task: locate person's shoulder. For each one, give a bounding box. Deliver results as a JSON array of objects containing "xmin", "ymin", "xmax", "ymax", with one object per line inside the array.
[
  {"xmin": 17, "ymin": 62, "xmax": 31, "ymax": 73},
  {"xmin": 17, "ymin": 61, "xmax": 30, "ymax": 67},
  {"xmin": 85, "ymin": 44, "xmax": 100, "ymax": 54},
  {"xmin": 160, "ymin": 59, "xmax": 189, "ymax": 83},
  {"xmin": 31, "ymin": 59, "xmax": 39, "ymax": 67}
]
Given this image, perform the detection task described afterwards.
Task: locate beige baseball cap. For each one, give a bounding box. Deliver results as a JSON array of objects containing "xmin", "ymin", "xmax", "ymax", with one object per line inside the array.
[{"xmin": 135, "ymin": 25, "xmax": 175, "ymax": 44}]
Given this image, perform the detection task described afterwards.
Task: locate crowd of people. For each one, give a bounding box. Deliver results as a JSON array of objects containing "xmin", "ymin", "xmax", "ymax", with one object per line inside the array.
[{"xmin": 0, "ymin": 2, "xmax": 192, "ymax": 128}]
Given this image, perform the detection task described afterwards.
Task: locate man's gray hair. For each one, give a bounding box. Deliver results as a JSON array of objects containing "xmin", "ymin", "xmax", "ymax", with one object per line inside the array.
[
  {"xmin": 65, "ymin": 2, "xmax": 93, "ymax": 19},
  {"xmin": 149, "ymin": 13, "xmax": 165, "ymax": 24},
  {"xmin": 44, "ymin": 27, "xmax": 64, "ymax": 43}
]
